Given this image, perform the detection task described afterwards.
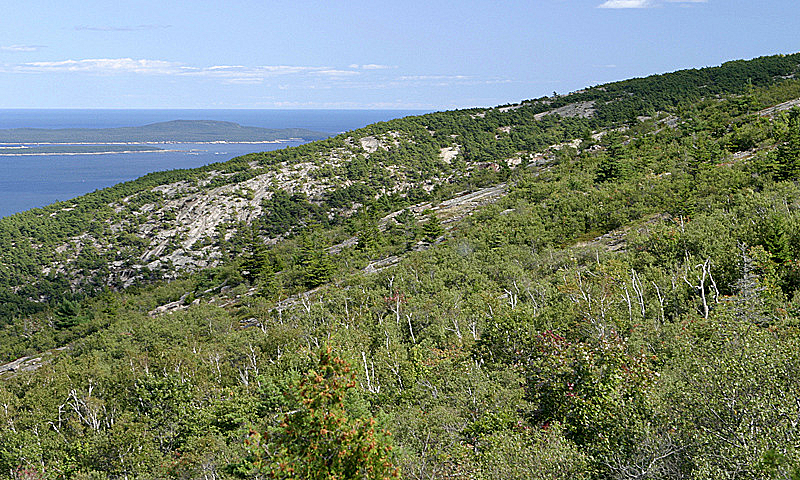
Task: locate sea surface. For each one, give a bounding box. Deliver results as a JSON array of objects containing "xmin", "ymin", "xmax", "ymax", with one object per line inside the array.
[{"xmin": 0, "ymin": 109, "xmax": 427, "ymax": 218}]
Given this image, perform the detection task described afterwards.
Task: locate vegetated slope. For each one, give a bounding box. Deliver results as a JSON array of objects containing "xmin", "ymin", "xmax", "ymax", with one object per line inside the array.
[
  {"xmin": 0, "ymin": 120, "xmax": 329, "ymax": 143},
  {"xmin": 2, "ymin": 53, "xmax": 800, "ymax": 479},
  {"xmin": 2, "ymin": 53, "xmax": 799, "ymax": 322}
]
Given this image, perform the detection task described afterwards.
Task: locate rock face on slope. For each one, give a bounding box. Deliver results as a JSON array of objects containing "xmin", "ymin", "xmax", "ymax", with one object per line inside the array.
[
  {"xmin": 33, "ymin": 116, "xmax": 555, "ymax": 294},
  {"xmin": 30, "ymin": 128, "xmax": 446, "ymax": 289}
]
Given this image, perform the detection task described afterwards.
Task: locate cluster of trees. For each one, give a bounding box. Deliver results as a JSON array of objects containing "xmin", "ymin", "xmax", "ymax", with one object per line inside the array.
[{"xmin": 525, "ymin": 52, "xmax": 800, "ymax": 124}]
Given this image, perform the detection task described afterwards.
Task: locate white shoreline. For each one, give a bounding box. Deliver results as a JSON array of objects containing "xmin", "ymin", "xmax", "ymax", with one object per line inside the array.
[
  {"xmin": 0, "ymin": 138, "xmax": 308, "ymax": 156},
  {"xmin": 0, "ymin": 139, "xmax": 299, "ymax": 146},
  {"xmin": 0, "ymin": 150, "xmax": 180, "ymax": 157}
]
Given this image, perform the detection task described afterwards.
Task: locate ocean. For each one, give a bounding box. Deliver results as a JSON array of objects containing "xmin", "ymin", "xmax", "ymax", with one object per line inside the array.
[{"xmin": 0, "ymin": 109, "xmax": 427, "ymax": 218}]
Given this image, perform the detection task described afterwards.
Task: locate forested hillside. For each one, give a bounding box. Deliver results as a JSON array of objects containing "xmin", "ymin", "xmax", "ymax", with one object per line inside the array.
[{"xmin": 2, "ymin": 53, "xmax": 800, "ymax": 479}]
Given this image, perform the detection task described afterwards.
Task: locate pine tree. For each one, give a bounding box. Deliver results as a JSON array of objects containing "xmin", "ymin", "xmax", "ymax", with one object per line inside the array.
[
  {"xmin": 394, "ymin": 209, "xmax": 417, "ymax": 250},
  {"xmin": 243, "ymin": 242, "xmax": 271, "ymax": 282},
  {"xmin": 776, "ymin": 108, "xmax": 800, "ymax": 180},
  {"xmin": 356, "ymin": 221, "xmax": 380, "ymax": 255},
  {"xmin": 594, "ymin": 154, "xmax": 622, "ymax": 183},
  {"xmin": 54, "ymin": 299, "xmax": 81, "ymax": 329},
  {"xmin": 421, "ymin": 210, "xmax": 444, "ymax": 242},
  {"xmin": 761, "ymin": 215, "xmax": 792, "ymax": 265},
  {"xmin": 296, "ymin": 232, "xmax": 335, "ymax": 288}
]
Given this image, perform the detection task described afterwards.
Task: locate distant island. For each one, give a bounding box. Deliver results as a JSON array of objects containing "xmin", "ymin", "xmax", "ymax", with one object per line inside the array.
[
  {"xmin": 0, "ymin": 120, "xmax": 330, "ymax": 143},
  {"xmin": 0, "ymin": 144, "xmax": 167, "ymax": 155}
]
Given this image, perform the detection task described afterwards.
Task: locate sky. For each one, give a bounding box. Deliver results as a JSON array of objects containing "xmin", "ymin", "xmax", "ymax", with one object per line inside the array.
[{"xmin": 0, "ymin": 0, "xmax": 798, "ymax": 110}]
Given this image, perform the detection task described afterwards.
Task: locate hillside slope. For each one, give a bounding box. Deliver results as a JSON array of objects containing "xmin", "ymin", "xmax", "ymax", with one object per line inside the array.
[
  {"xmin": 2, "ymin": 53, "xmax": 800, "ymax": 479},
  {"xmin": 3, "ymin": 53, "xmax": 799, "ymax": 320}
]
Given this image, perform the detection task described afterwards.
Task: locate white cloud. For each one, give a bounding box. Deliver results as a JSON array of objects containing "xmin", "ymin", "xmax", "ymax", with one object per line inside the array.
[
  {"xmin": 251, "ymin": 99, "xmax": 437, "ymax": 109},
  {"xmin": 360, "ymin": 64, "xmax": 396, "ymax": 70},
  {"xmin": 400, "ymin": 75, "xmax": 471, "ymax": 81},
  {"xmin": 598, "ymin": 0, "xmax": 706, "ymax": 7},
  {"xmin": 75, "ymin": 24, "xmax": 171, "ymax": 31},
  {"xmin": 2, "ymin": 57, "xmax": 507, "ymax": 92},
  {"xmin": 348, "ymin": 64, "xmax": 396, "ymax": 70},
  {"xmin": 598, "ymin": 0, "xmax": 652, "ymax": 8},
  {"xmin": 1, "ymin": 44, "xmax": 45, "ymax": 52},
  {"xmin": 5, "ymin": 58, "xmax": 368, "ymax": 84},
  {"xmin": 186, "ymin": 65, "xmax": 319, "ymax": 80},
  {"xmin": 312, "ymin": 69, "xmax": 361, "ymax": 77},
  {"xmin": 255, "ymin": 65, "xmax": 324, "ymax": 75},
  {"xmin": 222, "ymin": 77, "xmax": 264, "ymax": 85},
  {"xmin": 206, "ymin": 65, "xmax": 247, "ymax": 70},
  {"xmin": 20, "ymin": 58, "xmax": 180, "ymax": 75}
]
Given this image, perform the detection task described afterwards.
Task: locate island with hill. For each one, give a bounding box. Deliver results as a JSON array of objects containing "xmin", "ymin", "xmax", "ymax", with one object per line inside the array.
[{"xmin": 0, "ymin": 119, "xmax": 330, "ymax": 144}]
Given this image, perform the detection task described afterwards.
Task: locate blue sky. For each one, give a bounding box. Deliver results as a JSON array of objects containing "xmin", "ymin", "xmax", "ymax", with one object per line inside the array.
[{"xmin": 1, "ymin": 0, "xmax": 797, "ymax": 110}]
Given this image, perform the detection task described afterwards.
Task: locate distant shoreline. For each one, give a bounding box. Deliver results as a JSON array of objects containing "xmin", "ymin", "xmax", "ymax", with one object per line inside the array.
[
  {"xmin": 0, "ymin": 138, "xmax": 301, "ymax": 156},
  {"xmin": 0, "ymin": 150, "xmax": 180, "ymax": 157},
  {"xmin": 0, "ymin": 110, "xmax": 412, "ymax": 219},
  {"xmin": 0, "ymin": 140, "xmax": 292, "ymax": 146}
]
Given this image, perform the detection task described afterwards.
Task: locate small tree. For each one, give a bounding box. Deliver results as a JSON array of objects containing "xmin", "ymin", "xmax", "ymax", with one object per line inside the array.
[
  {"xmin": 356, "ymin": 222, "xmax": 380, "ymax": 256},
  {"xmin": 775, "ymin": 108, "xmax": 800, "ymax": 180},
  {"xmin": 421, "ymin": 210, "xmax": 444, "ymax": 243},
  {"xmin": 296, "ymin": 232, "xmax": 335, "ymax": 288},
  {"xmin": 54, "ymin": 299, "xmax": 82, "ymax": 329},
  {"xmin": 234, "ymin": 347, "xmax": 399, "ymax": 480}
]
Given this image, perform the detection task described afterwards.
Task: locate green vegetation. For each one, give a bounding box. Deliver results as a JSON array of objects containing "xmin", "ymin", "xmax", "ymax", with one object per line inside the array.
[
  {"xmin": 2, "ymin": 53, "xmax": 800, "ymax": 479},
  {"xmin": 231, "ymin": 347, "xmax": 399, "ymax": 479}
]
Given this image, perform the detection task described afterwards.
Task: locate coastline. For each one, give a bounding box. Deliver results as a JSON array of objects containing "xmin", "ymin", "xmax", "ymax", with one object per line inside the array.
[
  {"xmin": 0, "ymin": 139, "xmax": 304, "ymax": 156},
  {"xmin": 0, "ymin": 150, "xmax": 180, "ymax": 157},
  {"xmin": 0, "ymin": 139, "xmax": 293, "ymax": 146}
]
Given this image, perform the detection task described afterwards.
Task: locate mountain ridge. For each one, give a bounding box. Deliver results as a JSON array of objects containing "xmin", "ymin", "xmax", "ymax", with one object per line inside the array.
[{"xmin": 2, "ymin": 53, "xmax": 800, "ymax": 319}]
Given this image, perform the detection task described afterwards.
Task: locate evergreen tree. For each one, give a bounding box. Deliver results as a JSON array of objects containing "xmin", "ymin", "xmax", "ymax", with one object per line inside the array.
[
  {"xmin": 303, "ymin": 251, "xmax": 334, "ymax": 288},
  {"xmin": 594, "ymin": 153, "xmax": 622, "ymax": 183},
  {"xmin": 761, "ymin": 215, "xmax": 792, "ymax": 265},
  {"xmin": 394, "ymin": 209, "xmax": 418, "ymax": 250},
  {"xmin": 775, "ymin": 108, "xmax": 800, "ymax": 180},
  {"xmin": 296, "ymin": 232, "xmax": 335, "ymax": 288},
  {"xmin": 234, "ymin": 347, "xmax": 399, "ymax": 480},
  {"xmin": 54, "ymin": 299, "xmax": 81, "ymax": 329},
  {"xmin": 356, "ymin": 221, "xmax": 380, "ymax": 256},
  {"xmin": 421, "ymin": 210, "xmax": 444, "ymax": 242},
  {"xmin": 243, "ymin": 241, "xmax": 271, "ymax": 283}
]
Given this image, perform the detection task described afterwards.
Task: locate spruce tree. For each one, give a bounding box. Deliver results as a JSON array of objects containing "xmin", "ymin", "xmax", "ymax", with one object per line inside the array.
[
  {"xmin": 296, "ymin": 231, "xmax": 335, "ymax": 288},
  {"xmin": 356, "ymin": 221, "xmax": 380, "ymax": 255},
  {"xmin": 421, "ymin": 210, "xmax": 444, "ymax": 242},
  {"xmin": 776, "ymin": 108, "xmax": 800, "ymax": 180}
]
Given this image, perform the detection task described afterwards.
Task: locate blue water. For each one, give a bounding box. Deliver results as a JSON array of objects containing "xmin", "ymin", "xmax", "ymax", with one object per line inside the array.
[
  {"xmin": 0, "ymin": 109, "xmax": 427, "ymax": 218},
  {"xmin": 0, "ymin": 109, "xmax": 426, "ymax": 134}
]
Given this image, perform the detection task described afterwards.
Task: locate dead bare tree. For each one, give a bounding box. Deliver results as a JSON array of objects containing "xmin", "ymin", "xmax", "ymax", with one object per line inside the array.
[
  {"xmin": 361, "ymin": 351, "xmax": 381, "ymax": 394},
  {"xmin": 683, "ymin": 258, "xmax": 715, "ymax": 319},
  {"xmin": 564, "ymin": 270, "xmax": 615, "ymax": 338},
  {"xmin": 65, "ymin": 381, "xmax": 115, "ymax": 432}
]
